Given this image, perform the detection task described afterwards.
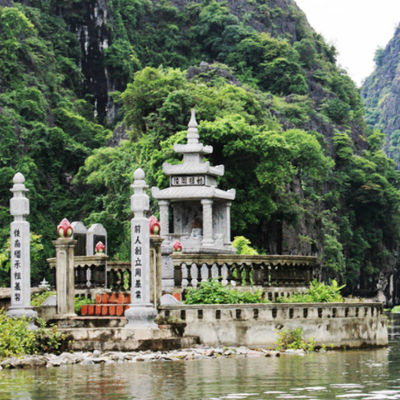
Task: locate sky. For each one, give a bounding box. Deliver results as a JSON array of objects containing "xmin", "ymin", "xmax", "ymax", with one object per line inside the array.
[{"xmin": 295, "ymin": 0, "xmax": 400, "ymax": 87}]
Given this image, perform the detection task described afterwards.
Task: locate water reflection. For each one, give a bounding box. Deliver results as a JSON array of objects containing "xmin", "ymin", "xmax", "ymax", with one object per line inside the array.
[{"xmin": 0, "ymin": 315, "xmax": 399, "ymax": 400}]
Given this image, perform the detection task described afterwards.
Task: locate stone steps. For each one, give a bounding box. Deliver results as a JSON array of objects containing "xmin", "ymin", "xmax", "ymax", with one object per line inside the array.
[
  {"xmin": 69, "ymin": 336, "xmax": 199, "ymax": 352},
  {"xmin": 59, "ymin": 325, "xmax": 199, "ymax": 352}
]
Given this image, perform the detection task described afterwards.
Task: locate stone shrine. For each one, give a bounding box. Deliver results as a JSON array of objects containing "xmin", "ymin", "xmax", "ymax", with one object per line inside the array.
[{"xmin": 152, "ymin": 109, "xmax": 236, "ymax": 254}]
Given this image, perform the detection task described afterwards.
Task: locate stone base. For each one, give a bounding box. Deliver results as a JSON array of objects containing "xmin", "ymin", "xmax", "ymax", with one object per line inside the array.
[
  {"xmin": 125, "ymin": 304, "xmax": 158, "ymax": 329},
  {"xmin": 7, "ymin": 307, "xmax": 37, "ymax": 330}
]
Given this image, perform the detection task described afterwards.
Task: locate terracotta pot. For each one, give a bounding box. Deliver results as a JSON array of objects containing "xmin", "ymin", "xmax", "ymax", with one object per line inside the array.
[
  {"xmin": 109, "ymin": 292, "xmax": 117, "ymax": 304},
  {"xmin": 101, "ymin": 293, "xmax": 109, "ymax": 304},
  {"xmin": 117, "ymin": 293, "xmax": 125, "ymax": 304},
  {"xmin": 116, "ymin": 305, "xmax": 124, "ymax": 316}
]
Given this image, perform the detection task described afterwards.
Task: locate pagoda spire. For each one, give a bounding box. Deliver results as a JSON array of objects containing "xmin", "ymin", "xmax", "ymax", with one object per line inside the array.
[{"xmin": 187, "ymin": 109, "xmax": 199, "ymax": 145}]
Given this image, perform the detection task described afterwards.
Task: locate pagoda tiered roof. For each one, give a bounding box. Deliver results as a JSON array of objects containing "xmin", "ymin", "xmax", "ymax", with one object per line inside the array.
[{"xmin": 151, "ymin": 109, "xmax": 236, "ymax": 202}]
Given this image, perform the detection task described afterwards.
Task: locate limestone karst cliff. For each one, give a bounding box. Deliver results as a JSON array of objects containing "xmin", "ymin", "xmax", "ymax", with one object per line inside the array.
[
  {"xmin": 1, "ymin": 0, "xmax": 399, "ymax": 303},
  {"xmin": 362, "ymin": 24, "xmax": 400, "ymax": 165}
]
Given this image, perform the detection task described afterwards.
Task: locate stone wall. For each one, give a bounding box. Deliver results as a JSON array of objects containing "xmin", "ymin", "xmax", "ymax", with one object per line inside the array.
[{"xmin": 159, "ymin": 302, "xmax": 388, "ymax": 348}]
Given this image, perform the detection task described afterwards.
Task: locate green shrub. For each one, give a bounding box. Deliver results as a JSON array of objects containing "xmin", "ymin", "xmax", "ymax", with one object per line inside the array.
[
  {"xmin": 0, "ymin": 310, "xmax": 36, "ymax": 357},
  {"xmin": 391, "ymin": 305, "xmax": 400, "ymax": 313},
  {"xmin": 275, "ymin": 327, "xmax": 315, "ymax": 351},
  {"xmin": 183, "ymin": 279, "xmax": 267, "ymax": 304},
  {"xmin": 232, "ymin": 236, "xmax": 258, "ymax": 255},
  {"xmin": 74, "ymin": 296, "xmax": 95, "ymax": 314},
  {"xmin": 32, "ymin": 318, "xmax": 70, "ymax": 355},
  {"xmin": 31, "ymin": 291, "xmax": 56, "ymax": 307},
  {"xmin": 0, "ymin": 309, "xmax": 70, "ymax": 358},
  {"xmin": 276, "ymin": 279, "xmax": 344, "ymax": 303}
]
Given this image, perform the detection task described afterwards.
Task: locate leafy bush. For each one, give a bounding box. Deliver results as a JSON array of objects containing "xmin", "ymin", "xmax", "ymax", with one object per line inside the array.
[
  {"xmin": 275, "ymin": 327, "xmax": 316, "ymax": 352},
  {"xmin": 0, "ymin": 310, "xmax": 36, "ymax": 357},
  {"xmin": 232, "ymin": 236, "xmax": 258, "ymax": 255},
  {"xmin": 32, "ymin": 318, "xmax": 70, "ymax": 355},
  {"xmin": 276, "ymin": 279, "xmax": 344, "ymax": 303},
  {"xmin": 31, "ymin": 291, "xmax": 56, "ymax": 307},
  {"xmin": 392, "ymin": 305, "xmax": 400, "ymax": 313},
  {"xmin": 0, "ymin": 309, "xmax": 70, "ymax": 358},
  {"xmin": 183, "ymin": 280, "xmax": 267, "ymax": 304},
  {"xmin": 75, "ymin": 296, "xmax": 95, "ymax": 314}
]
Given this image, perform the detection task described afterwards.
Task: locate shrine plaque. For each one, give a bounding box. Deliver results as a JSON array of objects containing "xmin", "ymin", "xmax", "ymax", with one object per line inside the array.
[{"xmin": 170, "ymin": 175, "xmax": 205, "ymax": 186}]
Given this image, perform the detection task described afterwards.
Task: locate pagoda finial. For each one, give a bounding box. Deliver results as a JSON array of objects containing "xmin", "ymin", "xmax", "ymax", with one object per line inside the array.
[{"xmin": 187, "ymin": 108, "xmax": 199, "ymax": 144}]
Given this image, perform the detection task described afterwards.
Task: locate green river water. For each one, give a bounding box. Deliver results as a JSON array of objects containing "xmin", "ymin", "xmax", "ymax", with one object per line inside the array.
[{"xmin": 1, "ymin": 314, "xmax": 399, "ymax": 400}]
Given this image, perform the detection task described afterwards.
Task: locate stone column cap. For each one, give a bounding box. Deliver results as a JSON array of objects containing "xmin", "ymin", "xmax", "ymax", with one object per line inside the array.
[{"xmin": 52, "ymin": 238, "xmax": 77, "ymax": 246}]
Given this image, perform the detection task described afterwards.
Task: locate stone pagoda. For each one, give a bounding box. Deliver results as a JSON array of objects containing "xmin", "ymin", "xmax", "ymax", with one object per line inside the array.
[{"xmin": 152, "ymin": 109, "xmax": 236, "ymax": 254}]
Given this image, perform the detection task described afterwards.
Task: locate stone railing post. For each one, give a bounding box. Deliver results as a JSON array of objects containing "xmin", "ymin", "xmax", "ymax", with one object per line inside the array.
[
  {"xmin": 150, "ymin": 235, "xmax": 163, "ymax": 307},
  {"xmin": 54, "ymin": 219, "xmax": 76, "ymax": 317},
  {"xmin": 158, "ymin": 200, "xmax": 170, "ymax": 242},
  {"xmin": 7, "ymin": 173, "xmax": 37, "ymax": 329},
  {"xmin": 201, "ymin": 199, "xmax": 214, "ymax": 246},
  {"xmin": 125, "ymin": 168, "xmax": 158, "ymax": 329}
]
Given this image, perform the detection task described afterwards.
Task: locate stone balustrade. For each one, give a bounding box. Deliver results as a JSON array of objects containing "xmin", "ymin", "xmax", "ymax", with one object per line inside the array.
[
  {"xmin": 47, "ymin": 235, "xmax": 163, "ymax": 306},
  {"xmin": 171, "ymin": 253, "xmax": 317, "ymax": 288},
  {"xmin": 158, "ymin": 302, "xmax": 388, "ymax": 348},
  {"xmin": 107, "ymin": 261, "xmax": 131, "ymax": 291},
  {"xmin": 159, "ymin": 302, "xmax": 384, "ymax": 322},
  {"xmin": 48, "ymin": 255, "xmax": 108, "ymax": 290}
]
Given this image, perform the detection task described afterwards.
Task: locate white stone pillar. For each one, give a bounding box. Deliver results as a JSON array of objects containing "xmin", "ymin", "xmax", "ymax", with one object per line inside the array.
[
  {"xmin": 54, "ymin": 237, "xmax": 76, "ymax": 317},
  {"xmin": 125, "ymin": 168, "xmax": 158, "ymax": 329},
  {"xmin": 158, "ymin": 200, "xmax": 170, "ymax": 241},
  {"xmin": 224, "ymin": 201, "xmax": 232, "ymax": 245},
  {"xmin": 201, "ymin": 199, "xmax": 214, "ymax": 247},
  {"xmin": 7, "ymin": 173, "xmax": 37, "ymax": 329}
]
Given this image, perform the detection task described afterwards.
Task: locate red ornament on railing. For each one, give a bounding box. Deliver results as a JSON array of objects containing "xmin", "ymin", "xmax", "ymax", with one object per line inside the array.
[
  {"xmin": 173, "ymin": 241, "xmax": 183, "ymax": 253},
  {"xmin": 57, "ymin": 218, "xmax": 73, "ymax": 238},
  {"xmin": 95, "ymin": 241, "xmax": 105, "ymax": 254},
  {"xmin": 149, "ymin": 215, "xmax": 161, "ymax": 235}
]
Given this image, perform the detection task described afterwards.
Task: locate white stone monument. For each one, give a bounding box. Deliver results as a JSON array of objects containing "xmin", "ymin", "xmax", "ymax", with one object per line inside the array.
[
  {"xmin": 125, "ymin": 168, "xmax": 158, "ymax": 328},
  {"xmin": 151, "ymin": 109, "xmax": 236, "ymax": 253},
  {"xmin": 87, "ymin": 223, "xmax": 107, "ymax": 256},
  {"xmin": 71, "ymin": 221, "xmax": 87, "ymax": 256},
  {"xmin": 7, "ymin": 173, "xmax": 37, "ymax": 329},
  {"xmin": 151, "ymin": 109, "xmax": 236, "ymax": 290}
]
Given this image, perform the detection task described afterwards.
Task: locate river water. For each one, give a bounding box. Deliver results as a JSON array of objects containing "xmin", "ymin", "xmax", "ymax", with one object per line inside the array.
[{"xmin": 1, "ymin": 315, "xmax": 400, "ymax": 400}]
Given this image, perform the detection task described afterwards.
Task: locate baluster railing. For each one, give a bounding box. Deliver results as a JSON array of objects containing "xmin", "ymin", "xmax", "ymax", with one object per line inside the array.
[{"xmin": 170, "ymin": 254, "xmax": 318, "ymax": 290}]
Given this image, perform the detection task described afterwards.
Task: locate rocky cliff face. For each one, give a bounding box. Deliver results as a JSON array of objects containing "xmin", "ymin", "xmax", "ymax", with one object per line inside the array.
[
  {"xmin": 2, "ymin": 0, "xmax": 399, "ymax": 302},
  {"xmin": 362, "ymin": 25, "xmax": 400, "ymax": 164}
]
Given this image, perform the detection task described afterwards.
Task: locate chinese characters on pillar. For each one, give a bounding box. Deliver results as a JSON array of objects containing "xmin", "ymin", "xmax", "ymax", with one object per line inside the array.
[
  {"xmin": 12, "ymin": 228, "xmax": 23, "ymax": 304},
  {"xmin": 133, "ymin": 223, "xmax": 143, "ymax": 301}
]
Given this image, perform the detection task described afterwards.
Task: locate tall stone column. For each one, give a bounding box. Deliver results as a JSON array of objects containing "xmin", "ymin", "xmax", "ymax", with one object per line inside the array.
[
  {"xmin": 54, "ymin": 236, "xmax": 76, "ymax": 317},
  {"xmin": 224, "ymin": 201, "xmax": 232, "ymax": 246},
  {"xmin": 201, "ymin": 199, "xmax": 214, "ymax": 247},
  {"xmin": 125, "ymin": 168, "xmax": 158, "ymax": 329},
  {"xmin": 7, "ymin": 173, "xmax": 37, "ymax": 329},
  {"xmin": 158, "ymin": 200, "xmax": 170, "ymax": 241}
]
